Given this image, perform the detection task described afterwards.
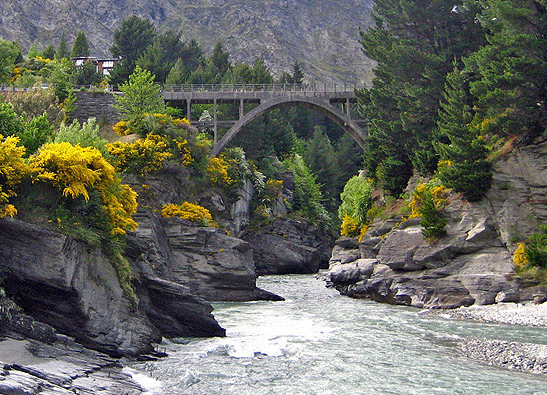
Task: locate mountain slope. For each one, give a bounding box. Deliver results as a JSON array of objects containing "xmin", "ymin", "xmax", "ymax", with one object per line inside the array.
[{"xmin": 0, "ymin": 0, "xmax": 374, "ymax": 84}]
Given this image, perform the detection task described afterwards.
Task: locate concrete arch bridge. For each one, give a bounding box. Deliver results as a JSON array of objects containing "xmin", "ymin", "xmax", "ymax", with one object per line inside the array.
[{"xmin": 162, "ymin": 83, "xmax": 367, "ymax": 156}]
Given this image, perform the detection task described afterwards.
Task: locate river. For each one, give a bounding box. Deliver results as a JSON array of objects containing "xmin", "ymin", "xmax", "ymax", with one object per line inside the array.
[{"xmin": 129, "ymin": 274, "xmax": 547, "ymax": 394}]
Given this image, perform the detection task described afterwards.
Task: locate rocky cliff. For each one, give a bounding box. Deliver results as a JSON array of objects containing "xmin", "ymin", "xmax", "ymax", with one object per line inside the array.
[
  {"xmin": 0, "ymin": 0, "xmax": 374, "ymax": 84},
  {"xmin": 0, "ymin": 218, "xmax": 225, "ymax": 357},
  {"xmin": 326, "ymin": 140, "xmax": 547, "ymax": 308}
]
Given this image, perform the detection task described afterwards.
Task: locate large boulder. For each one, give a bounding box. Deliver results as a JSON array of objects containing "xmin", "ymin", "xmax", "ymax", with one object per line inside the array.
[{"xmin": 242, "ymin": 217, "xmax": 333, "ymax": 275}]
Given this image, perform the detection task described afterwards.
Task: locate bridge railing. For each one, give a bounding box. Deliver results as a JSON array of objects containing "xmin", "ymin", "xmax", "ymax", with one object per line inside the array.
[{"xmin": 162, "ymin": 83, "xmax": 360, "ymax": 93}]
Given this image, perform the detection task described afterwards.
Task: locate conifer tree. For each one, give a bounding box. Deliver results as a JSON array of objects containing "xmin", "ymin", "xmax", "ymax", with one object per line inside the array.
[
  {"xmin": 109, "ymin": 16, "xmax": 157, "ymax": 84},
  {"xmin": 357, "ymin": 0, "xmax": 486, "ymax": 193},
  {"xmin": 42, "ymin": 45, "xmax": 55, "ymax": 60},
  {"xmin": 465, "ymin": 0, "xmax": 546, "ymax": 140},
  {"xmin": 71, "ymin": 31, "xmax": 90, "ymax": 58},
  {"xmin": 165, "ymin": 58, "xmax": 186, "ymax": 85},
  {"xmin": 114, "ymin": 66, "xmax": 164, "ymax": 125},
  {"xmin": 436, "ymin": 66, "xmax": 491, "ymax": 201},
  {"xmin": 56, "ymin": 34, "xmax": 70, "ymax": 59},
  {"xmin": 292, "ymin": 61, "xmax": 304, "ymax": 84},
  {"xmin": 210, "ymin": 41, "xmax": 231, "ymax": 76}
]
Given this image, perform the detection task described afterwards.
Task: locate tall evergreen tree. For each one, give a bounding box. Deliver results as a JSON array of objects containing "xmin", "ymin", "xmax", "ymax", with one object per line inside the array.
[
  {"xmin": 56, "ymin": 34, "xmax": 70, "ymax": 59},
  {"xmin": 292, "ymin": 61, "xmax": 305, "ymax": 84},
  {"xmin": 436, "ymin": 65, "xmax": 491, "ymax": 201},
  {"xmin": 465, "ymin": 0, "xmax": 546, "ymax": 140},
  {"xmin": 210, "ymin": 41, "xmax": 231, "ymax": 76},
  {"xmin": 42, "ymin": 45, "xmax": 55, "ymax": 60},
  {"xmin": 71, "ymin": 31, "xmax": 90, "ymax": 58},
  {"xmin": 357, "ymin": 0, "xmax": 486, "ymax": 193},
  {"xmin": 137, "ymin": 30, "xmax": 186, "ymax": 83},
  {"xmin": 165, "ymin": 58, "xmax": 186, "ymax": 85},
  {"xmin": 109, "ymin": 16, "xmax": 157, "ymax": 84},
  {"xmin": 252, "ymin": 58, "xmax": 273, "ymax": 84}
]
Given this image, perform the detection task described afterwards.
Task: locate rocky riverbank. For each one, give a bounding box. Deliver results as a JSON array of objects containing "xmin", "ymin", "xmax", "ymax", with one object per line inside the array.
[{"xmin": 426, "ymin": 299, "xmax": 547, "ymax": 375}]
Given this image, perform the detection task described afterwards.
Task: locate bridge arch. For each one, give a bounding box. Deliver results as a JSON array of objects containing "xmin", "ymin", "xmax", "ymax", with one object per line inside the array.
[{"xmin": 211, "ymin": 95, "xmax": 367, "ymax": 156}]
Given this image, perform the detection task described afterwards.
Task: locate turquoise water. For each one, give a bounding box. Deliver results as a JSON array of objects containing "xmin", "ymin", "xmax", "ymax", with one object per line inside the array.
[{"xmin": 131, "ymin": 275, "xmax": 547, "ymax": 394}]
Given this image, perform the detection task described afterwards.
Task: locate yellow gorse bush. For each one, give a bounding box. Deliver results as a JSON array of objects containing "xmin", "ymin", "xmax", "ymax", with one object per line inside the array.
[
  {"xmin": 30, "ymin": 142, "xmax": 138, "ymax": 235},
  {"xmin": 107, "ymin": 134, "xmax": 172, "ymax": 176},
  {"xmin": 174, "ymin": 138, "xmax": 194, "ymax": 166},
  {"xmin": 409, "ymin": 181, "xmax": 447, "ymax": 219},
  {"xmin": 513, "ymin": 242, "xmax": 529, "ymax": 271},
  {"xmin": 0, "ymin": 135, "xmax": 29, "ymax": 218},
  {"xmin": 30, "ymin": 142, "xmax": 116, "ymax": 201},
  {"xmin": 340, "ymin": 214, "xmax": 360, "ymax": 237},
  {"xmin": 113, "ymin": 120, "xmax": 131, "ymax": 136},
  {"xmin": 161, "ymin": 202, "xmax": 218, "ymax": 227},
  {"xmin": 207, "ymin": 155, "xmax": 236, "ymax": 187}
]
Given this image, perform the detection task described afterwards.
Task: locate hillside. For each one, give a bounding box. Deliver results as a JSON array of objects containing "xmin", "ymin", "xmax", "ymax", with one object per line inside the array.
[{"xmin": 0, "ymin": 0, "xmax": 375, "ymax": 84}]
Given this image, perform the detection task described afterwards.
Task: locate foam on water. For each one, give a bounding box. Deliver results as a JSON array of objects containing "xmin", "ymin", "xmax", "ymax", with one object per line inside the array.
[{"xmin": 123, "ymin": 367, "xmax": 163, "ymax": 393}]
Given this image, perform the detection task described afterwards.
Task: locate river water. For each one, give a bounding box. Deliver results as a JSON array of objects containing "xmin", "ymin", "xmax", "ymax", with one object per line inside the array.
[{"xmin": 130, "ymin": 274, "xmax": 547, "ymax": 394}]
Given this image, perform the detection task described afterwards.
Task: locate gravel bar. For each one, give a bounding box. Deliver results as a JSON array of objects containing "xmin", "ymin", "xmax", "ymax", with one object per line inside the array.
[{"xmin": 441, "ymin": 302, "xmax": 547, "ymax": 327}]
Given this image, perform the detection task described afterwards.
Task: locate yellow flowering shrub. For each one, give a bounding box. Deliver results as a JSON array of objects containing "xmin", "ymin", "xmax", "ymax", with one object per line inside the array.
[
  {"xmin": 513, "ymin": 242, "xmax": 529, "ymax": 271},
  {"xmin": 207, "ymin": 155, "xmax": 235, "ymax": 187},
  {"xmin": 0, "ymin": 135, "xmax": 29, "ymax": 218},
  {"xmin": 340, "ymin": 214, "xmax": 360, "ymax": 237},
  {"xmin": 409, "ymin": 181, "xmax": 447, "ymax": 219},
  {"xmin": 102, "ymin": 184, "xmax": 138, "ymax": 235},
  {"xmin": 161, "ymin": 202, "xmax": 218, "ymax": 227},
  {"xmin": 358, "ymin": 224, "xmax": 370, "ymax": 243},
  {"xmin": 107, "ymin": 134, "xmax": 172, "ymax": 176},
  {"xmin": 30, "ymin": 142, "xmax": 115, "ymax": 201},
  {"xmin": 173, "ymin": 138, "xmax": 194, "ymax": 166},
  {"xmin": 408, "ymin": 180, "xmax": 448, "ymax": 240},
  {"xmin": 30, "ymin": 142, "xmax": 138, "ymax": 235},
  {"xmin": 113, "ymin": 120, "xmax": 131, "ymax": 136}
]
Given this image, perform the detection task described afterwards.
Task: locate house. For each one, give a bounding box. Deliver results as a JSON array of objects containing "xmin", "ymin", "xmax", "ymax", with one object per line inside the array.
[{"xmin": 71, "ymin": 57, "xmax": 120, "ymax": 76}]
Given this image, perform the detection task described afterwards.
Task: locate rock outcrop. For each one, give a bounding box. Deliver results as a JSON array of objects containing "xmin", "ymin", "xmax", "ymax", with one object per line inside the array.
[
  {"xmin": 126, "ymin": 212, "xmax": 281, "ymax": 302},
  {"xmin": 242, "ymin": 217, "xmax": 333, "ymax": 275},
  {"xmin": 0, "ymin": 218, "xmax": 225, "ymax": 357},
  {"xmin": 327, "ymin": 140, "xmax": 547, "ymax": 308},
  {"xmin": 0, "ymin": 336, "xmax": 145, "ymax": 394}
]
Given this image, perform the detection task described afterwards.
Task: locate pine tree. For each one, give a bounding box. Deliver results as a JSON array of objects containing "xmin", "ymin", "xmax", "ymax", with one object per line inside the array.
[
  {"xmin": 42, "ymin": 45, "xmax": 55, "ymax": 60},
  {"xmin": 436, "ymin": 66, "xmax": 491, "ymax": 201},
  {"xmin": 71, "ymin": 31, "xmax": 90, "ymax": 58},
  {"xmin": 56, "ymin": 34, "xmax": 70, "ymax": 59},
  {"xmin": 357, "ymin": 0, "xmax": 486, "ymax": 191},
  {"xmin": 137, "ymin": 30, "xmax": 186, "ymax": 83},
  {"xmin": 252, "ymin": 58, "xmax": 273, "ymax": 84},
  {"xmin": 292, "ymin": 61, "xmax": 304, "ymax": 84},
  {"xmin": 109, "ymin": 16, "xmax": 157, "ymax": 84},
  {"xmin": 114, "ymin": 66, "xmax": 164, "ymax": 126},
  {"xmin": 165, "ymin": 58, "xmax": 186, "ymax": 85},
  {"xmin": 465, "ymin": 0, "xmax": 546, "ymax": 140},
  {"xmin": 210, "ymin": 41, "xmax": 231, "ymax": 76}
]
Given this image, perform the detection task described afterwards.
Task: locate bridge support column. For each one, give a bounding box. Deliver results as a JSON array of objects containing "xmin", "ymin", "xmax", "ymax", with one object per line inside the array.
[
  {"xmin": 213, "ymin": 99, "xmax": 218, "ymax": 144},
  {"xmin": 239, "ymin": 99, "xmax": 244, "ymax": 120},
  {"xmin": 186, "ymin": 100, "xmax": 191, "ymax": 122},
  {"xmin": 346, "ymin": 98, "xmax": 351, "ymax": 118}
]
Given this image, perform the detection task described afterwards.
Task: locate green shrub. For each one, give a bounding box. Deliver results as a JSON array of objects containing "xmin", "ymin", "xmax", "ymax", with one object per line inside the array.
[
  {"xmin": 54, "ymin": 117, "xmax": 109, "ymax": 156},
  {"xmin": 338, "ymin": 175, "xmax": 374, "ymax": 225},
  {"xmin": 526, "ymin": 225, "xmax": 547, "ymax": 269}
]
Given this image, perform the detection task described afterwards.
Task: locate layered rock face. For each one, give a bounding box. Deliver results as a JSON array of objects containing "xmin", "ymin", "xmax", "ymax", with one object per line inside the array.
[
  {"xmin": 327, "ymin": 141, "xmax": 547, "ymax": 309},
  {"xmin": 126, "ymin": 212, "xmax": 279, "ymax": 302},
  {"xmin": 0, "ymin": 218, "xmax": 225, "ymax": 357},
  {"xmin": 242, "ymin": 217, "xmax": 332, "ymax": 275}
]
